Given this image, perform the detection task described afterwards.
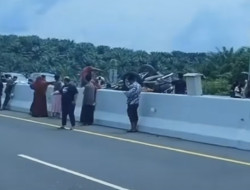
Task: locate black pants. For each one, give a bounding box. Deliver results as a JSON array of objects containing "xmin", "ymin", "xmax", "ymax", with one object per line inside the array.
[
  {"xmin": 62, "ymin": 102, "xmax": 76, "ymax": 127},
  {"xmin": 0, "ymin": 95, "xmax": 2, "ymax": 108},
  {"xmin": 127, "ymin": 104, "xmax": 139, "ymax": 123},
  {"xmin": 30, "ymin": 93, "xmax": 34, "ymax": 114},
  {"xmin": 80, "ymin": 105, "xmax": 95, "ymax": 125},
  {"xmin": 3, "ymin": 93, "xmax": 11, "ymax": 109}
]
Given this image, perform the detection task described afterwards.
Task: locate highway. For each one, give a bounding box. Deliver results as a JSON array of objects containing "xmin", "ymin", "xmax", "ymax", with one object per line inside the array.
[{"xmin": 1, "ymin": 111, "xmax": 250, "ymax": 190}]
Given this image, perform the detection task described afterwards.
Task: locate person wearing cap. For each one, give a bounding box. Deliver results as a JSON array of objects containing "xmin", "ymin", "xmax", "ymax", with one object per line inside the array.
[{"xmin": 59, "ymin": 76, "xmax": 78, "ymax": 130}]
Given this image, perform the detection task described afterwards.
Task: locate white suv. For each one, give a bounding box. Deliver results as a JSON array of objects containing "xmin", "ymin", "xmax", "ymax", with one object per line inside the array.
[{"xmin": 29, "ymin": 73, "xmax": 55, "ymax": 83}]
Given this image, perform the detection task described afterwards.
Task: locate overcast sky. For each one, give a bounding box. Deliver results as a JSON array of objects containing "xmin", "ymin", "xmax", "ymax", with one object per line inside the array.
[{"xmin": 0, "ymin": 0, "xmax": 250, "ymax": 52}]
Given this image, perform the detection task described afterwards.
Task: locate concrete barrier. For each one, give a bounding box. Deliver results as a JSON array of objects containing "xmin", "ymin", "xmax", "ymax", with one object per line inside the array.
[
  {"xmin": 95, "ymin": 90, "xmax": 129, "ymax": 129},
  {"xmin": 8, "ymin": 84, "xmax": 33, "ymax": 112},
  {"xmin": 5, "ymin": 84, "xmax": 84, "ymax": 117},
  {"xmin": 5, "ymin": 84, "xmax": 250, "ymax": 150},
  {"xmin": 94, "ymin": 90, "xmax": 250, "ymax": 150},
  {"xmin": 138, "ymin": 93, "xmax": 250, "ymax": 150}
]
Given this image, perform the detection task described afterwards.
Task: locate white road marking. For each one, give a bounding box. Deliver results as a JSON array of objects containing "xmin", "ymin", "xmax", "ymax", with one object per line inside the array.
[{"xmin": 18, "ymin": 154, "xmax": 131, "ymax": 190}]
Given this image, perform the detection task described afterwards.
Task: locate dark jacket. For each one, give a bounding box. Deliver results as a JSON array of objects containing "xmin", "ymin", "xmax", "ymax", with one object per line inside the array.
[
  {"xmin": 5, "ymin": 79, "xmax": 16, "ymax": 94},
  {"xmin": 0, "ymin": 81, "xmax": 3, "ymax": 96},
  {"xmin": 172, "ymin": 79, "xmax": 186, "ymax": 94}
]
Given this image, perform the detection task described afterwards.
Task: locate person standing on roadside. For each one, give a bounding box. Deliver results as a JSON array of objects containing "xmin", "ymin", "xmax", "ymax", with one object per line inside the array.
[
  {"xmin": 80, "ymin": 68, "xmax": 101, "ymax": 125},
  {"xmin": 172, "ymin": 73, "xmax": 186, "ymax": 94},
  {"xmin": 59, "ymin": 77, "xmax": 78, "ymax": 130},
  {"xmin": 0, "ymin": 76, "xmax": 3, "ymax": 109},
  {"xmin": 2, "ymin": 76, "xmax": 17, "ymax": 110},
  {"xmin": 51, "ymin": 74, "xmax": 62, "ymax": 117},
  {"xmin": 124, "ymin": 75, "xmax": 142, "ymax": 132},
  {"xmin": 80, "ymin": 74, "xmax": 97, "ymax": 125},
  {"xmin": 30, "ymin": 76, "xmax": 53, "ymax": 117},
  {"xmin": 234, "ymin": 82, "xmax": 244, "ymax": 98}
]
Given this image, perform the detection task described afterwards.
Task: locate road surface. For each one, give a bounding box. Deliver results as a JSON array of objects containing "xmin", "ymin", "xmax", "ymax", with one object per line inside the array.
[{"xmin": 1, "ymin": 111, "xmax": 250, "ymax": 190}]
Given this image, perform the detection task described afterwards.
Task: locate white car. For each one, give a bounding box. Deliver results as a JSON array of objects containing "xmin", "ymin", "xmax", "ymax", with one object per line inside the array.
[
  {"xmin": 29, "ymin": 73, "xmax": 55, "ymax": 83},
  {"xmin": 2, "ymin": 73, "xmax": 28, "ymax": 84}
]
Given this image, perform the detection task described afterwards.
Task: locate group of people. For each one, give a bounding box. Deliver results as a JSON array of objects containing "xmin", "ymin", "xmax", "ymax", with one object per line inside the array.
[
  {"xmin": 29, "ymin": 74, "xmax": 64, "ymax": 118},
  {"xmin": 0, "ymin": 75, "xmax": 18, "ymax": 110},
  {"xmin": 79, "ymin": 66, "xmax": 142, "ymax": 132},
  {"xmin": 28, "ymin": 66, "xmax": 142, "ymax": 132},
  {"xmin": 29, "ymin": 74, "xmax": 78, "ymax": 130},
  {"xmin": 1, "ymin": 67, "xmax": 186, "ymax": 132},
  {"xmin": 1, "ymin": 68, "xmax": 186, "ymax": 132}
]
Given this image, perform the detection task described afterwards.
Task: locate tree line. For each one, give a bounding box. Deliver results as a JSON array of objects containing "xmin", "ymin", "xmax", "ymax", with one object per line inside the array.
[{"xmin": 0, "ymin": 34, "xmax": 250, "ymax": 95}]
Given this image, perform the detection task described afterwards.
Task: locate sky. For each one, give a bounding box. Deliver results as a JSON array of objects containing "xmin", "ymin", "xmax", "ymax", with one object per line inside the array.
[{"xmin": 0, "ymin": 0, "xmax": 250, "ymax": 52}]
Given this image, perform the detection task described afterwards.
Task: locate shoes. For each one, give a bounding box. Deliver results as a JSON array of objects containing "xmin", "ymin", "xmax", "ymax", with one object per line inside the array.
[
  {"xmin": 127, "ymin": 129, "xmax": 138, "ymax": 133},
  {"xmin": 82, "ymin": 123, "xmax": 92, "ymax": 126},
  {"xmin": 58, "ymin": 126, "xmax": 75, "ymax": 130}
]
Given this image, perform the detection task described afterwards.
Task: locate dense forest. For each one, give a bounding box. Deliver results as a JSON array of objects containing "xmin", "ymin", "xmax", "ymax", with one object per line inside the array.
[{"xmin": 0, "ymin": 34, "xmax": 250, "ymax": 95}]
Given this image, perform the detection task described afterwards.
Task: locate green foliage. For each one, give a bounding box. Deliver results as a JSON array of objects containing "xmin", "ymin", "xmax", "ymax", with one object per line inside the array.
[
  {"xmin": 203, "ymin": 78, "xmax": 231, "ymax": 96},
  {"xmin": 0, "ymin": 34, "xmax": 250, "ymax": 96}
]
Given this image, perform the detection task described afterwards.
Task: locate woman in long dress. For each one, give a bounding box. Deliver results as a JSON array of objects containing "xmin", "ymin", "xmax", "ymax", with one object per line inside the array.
[
  {"xmin": 31, "ymin": 76, "xmax": 53, "ymax": 117},
  {"xmin": 51, "ymin": 75, "xmax": 62, "ymax": 117}
]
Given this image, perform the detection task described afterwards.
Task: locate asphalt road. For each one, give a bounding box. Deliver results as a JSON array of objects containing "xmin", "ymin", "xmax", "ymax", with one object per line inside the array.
[{"xmin": 1, "ymin": 111, "xmax": 250, "ymax": 190}]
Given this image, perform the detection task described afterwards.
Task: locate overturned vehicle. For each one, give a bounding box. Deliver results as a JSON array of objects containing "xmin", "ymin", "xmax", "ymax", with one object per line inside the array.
[
  {"xmin": 111, "ymin": 65, "xmax": 176, "ymax": 93},
  {"xmin": 80, "ymin": 65, "xmax": 178, "ymax": 93}
]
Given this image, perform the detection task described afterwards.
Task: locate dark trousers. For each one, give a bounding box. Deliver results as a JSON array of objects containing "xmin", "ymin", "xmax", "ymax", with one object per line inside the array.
[
  {"xmin": 80, "ymin": 105, "xmax": 95, "ymax": 125},
  {"xmin": 3, "ymin": 93, "xmax": 11, "ymax": 109},
  {"xmin": 0, "ymin": 95, "xmax": 2, "ymax": 108},
  {"xmin": 127, "ymin": 104, "xmax": 139, "ymax": 123},
  {"xmin": 30, "ymin": 93, "xmax": 34, "ymax": 113},
  {"xmin": 62, "ymin": 102, "xmax": 76, "ymax": 127},
  {"xmin": 30, "ymin": 102, "xmax": 34, "ymax": 114}
]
